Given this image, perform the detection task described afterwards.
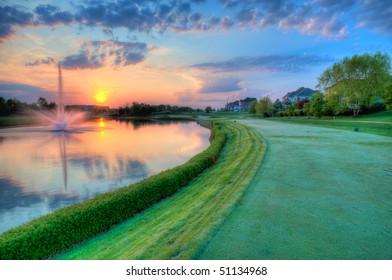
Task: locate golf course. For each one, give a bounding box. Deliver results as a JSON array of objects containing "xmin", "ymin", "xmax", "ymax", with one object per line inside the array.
[{"xmin": 53, "ymin": 114, "xmax": 392, "ymax": 260}]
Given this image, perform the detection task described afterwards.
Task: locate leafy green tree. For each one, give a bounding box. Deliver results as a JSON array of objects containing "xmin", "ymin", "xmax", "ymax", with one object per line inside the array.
[
  {"xmin": 310, "ymin": 93, "xmax": 325, "ymax": 118},
  {"xmin": 272, "ymin": 99, "xmax": 283, "ymax": 116},
  {"xmin": 286, "ymin": 105, "xmax": 294, "ymax": 118},
  {"xmin": 325, "ymin": 92, "xmax": 346, "ymax": 118},
  {"xmin": 384, "ymin": 81, "xmax": 392, "ymax": 111},
  {"xmin": 318, "ymin": 52, "xmax": 391, "ymax": 117},
  {"xmin": 303, "ymin": 102, "xmax": 311, "ymax": 118},
  {"xmin": 205, "ymin": 106, "xmax": 213, "ymax": 113},
  {"xmin": 256, "ymin": 97, "xmax": 273, "ymax": 117},
  {"xmin": 248, "ymin": 100, "xmax": 257, "ymax": 115}
]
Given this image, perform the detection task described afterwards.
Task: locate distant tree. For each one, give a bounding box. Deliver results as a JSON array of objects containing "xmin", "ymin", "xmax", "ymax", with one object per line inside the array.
[
  {"xmin": 157, "ymin": 104, "xmax": 166, "ymax": 112},
  {"xmin": 273, "ymin": 99, "xmax": 283, "ymax": 111},
  {"xmin": 318, "ymin": 52, "xmax": 391, "ymax": 117},
  {"xmin": 248, "ymin": 100, "xmax": 257, "ymax": 115},
  {"xmin": 47, "ymin": 102, "xmax": 57, "ymax": 110},
  {"xmin": 0, "ymin": 97, "xmax": 9, "ymax": 115},
  {"xmin": 256, "ymin": 97, "xmax": 273, "ymax": 117},
  {"xmin": 205, "ymin": 106, "xmax": 213, "ymax": 113},
  {"xmin": 37, "ymin": 97, "xmax": 48, "ymax": 110},
  {"xmin": 6, "ymin": 98, "xmax": 19, "ymax": 114},
  {"xmin": 310, "ymin": 93, "xmax": 325, "ymax": 118}
]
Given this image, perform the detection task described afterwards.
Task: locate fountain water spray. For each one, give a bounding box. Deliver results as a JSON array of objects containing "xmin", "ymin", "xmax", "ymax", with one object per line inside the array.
[
  {"xmin": 38, "ymin": 64, "xmax": 84, "ymax": 130},
  {"xmin": 55, "ymin": 64, "xmax": 67, "ymax": 130}
]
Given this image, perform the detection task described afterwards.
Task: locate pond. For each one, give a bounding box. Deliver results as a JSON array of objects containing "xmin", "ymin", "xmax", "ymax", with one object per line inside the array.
[{"xmin": 0, "ymin": 118, "xmax": 210, "ymax": 233}]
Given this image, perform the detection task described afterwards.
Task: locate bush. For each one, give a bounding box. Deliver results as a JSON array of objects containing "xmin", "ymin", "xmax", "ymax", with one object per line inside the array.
[
  {"xmin": 294, "ymin": 109, "xmax": 304, "ymax": 116},
  {"xmin": 0, "ymin": 122, "xmax": 226, "ymax": 260}
]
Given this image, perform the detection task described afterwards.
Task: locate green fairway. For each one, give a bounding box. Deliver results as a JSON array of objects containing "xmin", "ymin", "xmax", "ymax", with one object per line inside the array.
[
  {"xmin": 54, "ymin": 121, "xmax": 266, "ymax": 259},
  {"xmin": 199, "ymin": 119, "xmax": 392, "ymax": 259},
  {"xmin": 268, "ymin": 111, "xmax": 392, "ymax": 137}
]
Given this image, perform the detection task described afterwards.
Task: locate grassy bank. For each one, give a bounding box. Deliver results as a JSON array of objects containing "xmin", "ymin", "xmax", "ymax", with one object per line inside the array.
[
  {"xmin": 54, "ymin": 121, "xmax": 266, "ymax": 259},
  {"xmin": 0, "ymin": 122, "xmax": 225, "ymax": 260},
  {"xmin": 268, "ymin": 111, "xmax": 392, "ymax": 137}
]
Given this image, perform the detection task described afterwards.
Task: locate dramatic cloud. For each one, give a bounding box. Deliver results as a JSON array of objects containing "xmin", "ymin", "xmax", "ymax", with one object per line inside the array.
[
  {"xmin": 25, "ymin": 57, "xmax": 56, "ymax": 67},
  {"xmin": 0, "ymin": 5, "xmax": 34, "ymax": 41},
  {"xmin": 191, "ymin": 54, "xmax": 335, "ymax": 73},
  {"xmin": 61, "ymin": 52, "xmax": 104, "ymax": 70},
  {"xmin": 198, "ymin": 76, "xmax": 242, "ymax": 93},
  {"xmin": 0, "ymin": 0, "xmax": 390, "ymax": 44},
  {"xmin": 34, "ymin": 4, "xmax": 73, "ymax": 25},
  {"xmin": 74, "ymin": 0, "xmax": 226, "ymax": 33},
  {"xmin": 60, "ymin": 40, "xmax": 148, "ymax": 70},
  {"xmin": 277, "ymin": 1, "xmax": 350, "ymax": 39},
  {"xmin": 356, "ymin": 0, "xmax": 392, "ymax": 34}
]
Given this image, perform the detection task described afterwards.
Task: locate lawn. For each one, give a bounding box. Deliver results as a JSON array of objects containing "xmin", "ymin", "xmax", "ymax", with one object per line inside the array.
[{"xmin": 268, "ymin": 111, "xmax": 392, "ymax": 137}]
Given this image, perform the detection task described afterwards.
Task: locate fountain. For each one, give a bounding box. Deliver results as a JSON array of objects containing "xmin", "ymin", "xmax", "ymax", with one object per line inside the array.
[{"xmin": 39, "ymin": 64, "xmax": 84, "ymax": 131}]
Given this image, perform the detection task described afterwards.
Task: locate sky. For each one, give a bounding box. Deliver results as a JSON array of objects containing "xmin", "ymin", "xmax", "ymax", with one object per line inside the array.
[{"xmin": 0, "ymin": 0, "xmax": 391, "ymax": 108}]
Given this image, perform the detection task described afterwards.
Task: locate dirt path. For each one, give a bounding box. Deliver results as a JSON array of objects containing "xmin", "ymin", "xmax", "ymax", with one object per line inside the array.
[{"xmin": 198, "ymin": 119, "xmax": 392, "ymax": 259}]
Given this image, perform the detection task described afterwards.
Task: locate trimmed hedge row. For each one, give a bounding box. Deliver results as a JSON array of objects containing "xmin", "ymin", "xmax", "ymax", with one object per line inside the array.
[{"xmin": 0, "ymin": 122, "xmax": 226, "ymax": 260}]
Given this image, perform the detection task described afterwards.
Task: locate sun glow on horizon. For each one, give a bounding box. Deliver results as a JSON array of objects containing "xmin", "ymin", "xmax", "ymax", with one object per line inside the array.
[{"xmin": 94, "ymin": 92, "xmax": 107, "ymax": 104}]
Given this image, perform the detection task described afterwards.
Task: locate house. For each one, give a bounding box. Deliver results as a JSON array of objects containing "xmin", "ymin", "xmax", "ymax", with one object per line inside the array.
[
  {"xmin": 282, "ymin": 87, "xmax": 318, "ymax": 104},
  {"xmin": 225, "ymin": 97, "xmax": 257, "ymax": 112}
]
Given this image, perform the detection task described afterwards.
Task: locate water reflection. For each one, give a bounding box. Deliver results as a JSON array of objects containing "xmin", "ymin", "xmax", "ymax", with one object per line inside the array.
[{"xmin": 0, "ymin": 119, "xmax": 209, "ymax": 233}]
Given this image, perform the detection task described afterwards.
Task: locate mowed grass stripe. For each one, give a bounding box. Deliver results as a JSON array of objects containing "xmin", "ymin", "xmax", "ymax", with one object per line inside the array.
[{"xmin": 54, "ymin": 121, "xmax": 266, "ymax": 259}]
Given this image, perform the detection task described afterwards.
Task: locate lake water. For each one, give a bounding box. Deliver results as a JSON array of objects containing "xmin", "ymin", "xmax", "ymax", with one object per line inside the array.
[{"xmin": 0, "ymin": 118, "xmax": 210, "ymax": 233}]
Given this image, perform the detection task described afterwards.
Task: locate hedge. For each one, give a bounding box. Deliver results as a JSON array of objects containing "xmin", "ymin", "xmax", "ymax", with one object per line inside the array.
[{"xmin": 0, "ymin": 122, "xmax": 226, "ymax": 260}]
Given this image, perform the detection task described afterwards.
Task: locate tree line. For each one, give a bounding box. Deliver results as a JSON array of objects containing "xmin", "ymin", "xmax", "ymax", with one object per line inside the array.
[
  {"xmin": 249, "ymin": 52, "xmax": 392, "ymax": 118},
  {"xmin": 118, "ymin": 102, "xmax": 207, "ymax": 116},
  {"xmin": 0, "ymin": 96, "xmax": 57, "ymax": 116}
]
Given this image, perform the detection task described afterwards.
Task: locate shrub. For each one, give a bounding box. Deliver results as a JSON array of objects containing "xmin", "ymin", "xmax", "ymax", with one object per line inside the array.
[{"xmin": 0, "ymin": 122, "xmax": 226, "ymax": 260}]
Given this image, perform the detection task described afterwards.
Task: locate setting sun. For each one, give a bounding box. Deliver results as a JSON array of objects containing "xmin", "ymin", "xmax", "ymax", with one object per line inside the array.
[{"xmin": 95, "ymin": 92, "xmax": 107, "ymax": 104}]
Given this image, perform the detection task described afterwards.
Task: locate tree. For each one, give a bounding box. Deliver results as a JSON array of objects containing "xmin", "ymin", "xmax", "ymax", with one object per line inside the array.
[
  {"xmin": 0, "ymin": 97, "xmax": 9, "ymax": 115},
  {"xmin": 272, "ymin": 99, "xmax": 283, "ymax": 116},
  {"xmin": 273, "ymin": 99, "xmax": 283, "ymax": 111},
  {"xmin": 248, "ymin": 100, "xmax": 257, "ymax": 115},
  {"xmin": 37, "ymin": 97, "xmax": 48, "ymax": 110},
  {"xmin": 317, "ymin": 52, "xmax": 391, "ymax": 117},
  {"xmin": 303, "ymin": 102, "xmax": 311, "ymax": 118},
  {"xmin": 256, "ymin": 97, "xmax": 273, "ymax": 117},
  {"xmin": 310, "ymin": 93, "xmax": 325, "ymax": 118},
  {"xmin": 384, "ymin": 81, "xmax": 392, "ymax": 111},
  {"xmin": 325, "ymin": 92, "xmax": 346, "ymax": 118},
  {"xmin": 205, "ymin": 106, "xmax": 213, "ymax": 113},
  {"xmin": 286, "ymin": 105, "xmax": 294, "ymax": 118}
]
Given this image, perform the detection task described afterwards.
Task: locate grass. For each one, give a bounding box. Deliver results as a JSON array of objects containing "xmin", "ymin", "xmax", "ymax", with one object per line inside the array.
[
  {"xmin": 54, "ymin": 121, "xmax": 266, "ymax": 259},
  {"xmin": 0, "ymin": 115, "xmax": 40, "ymax": 127},
  {"xmin": 267, "ymin": 111, "xmax": 392, "ymax": 137}
]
